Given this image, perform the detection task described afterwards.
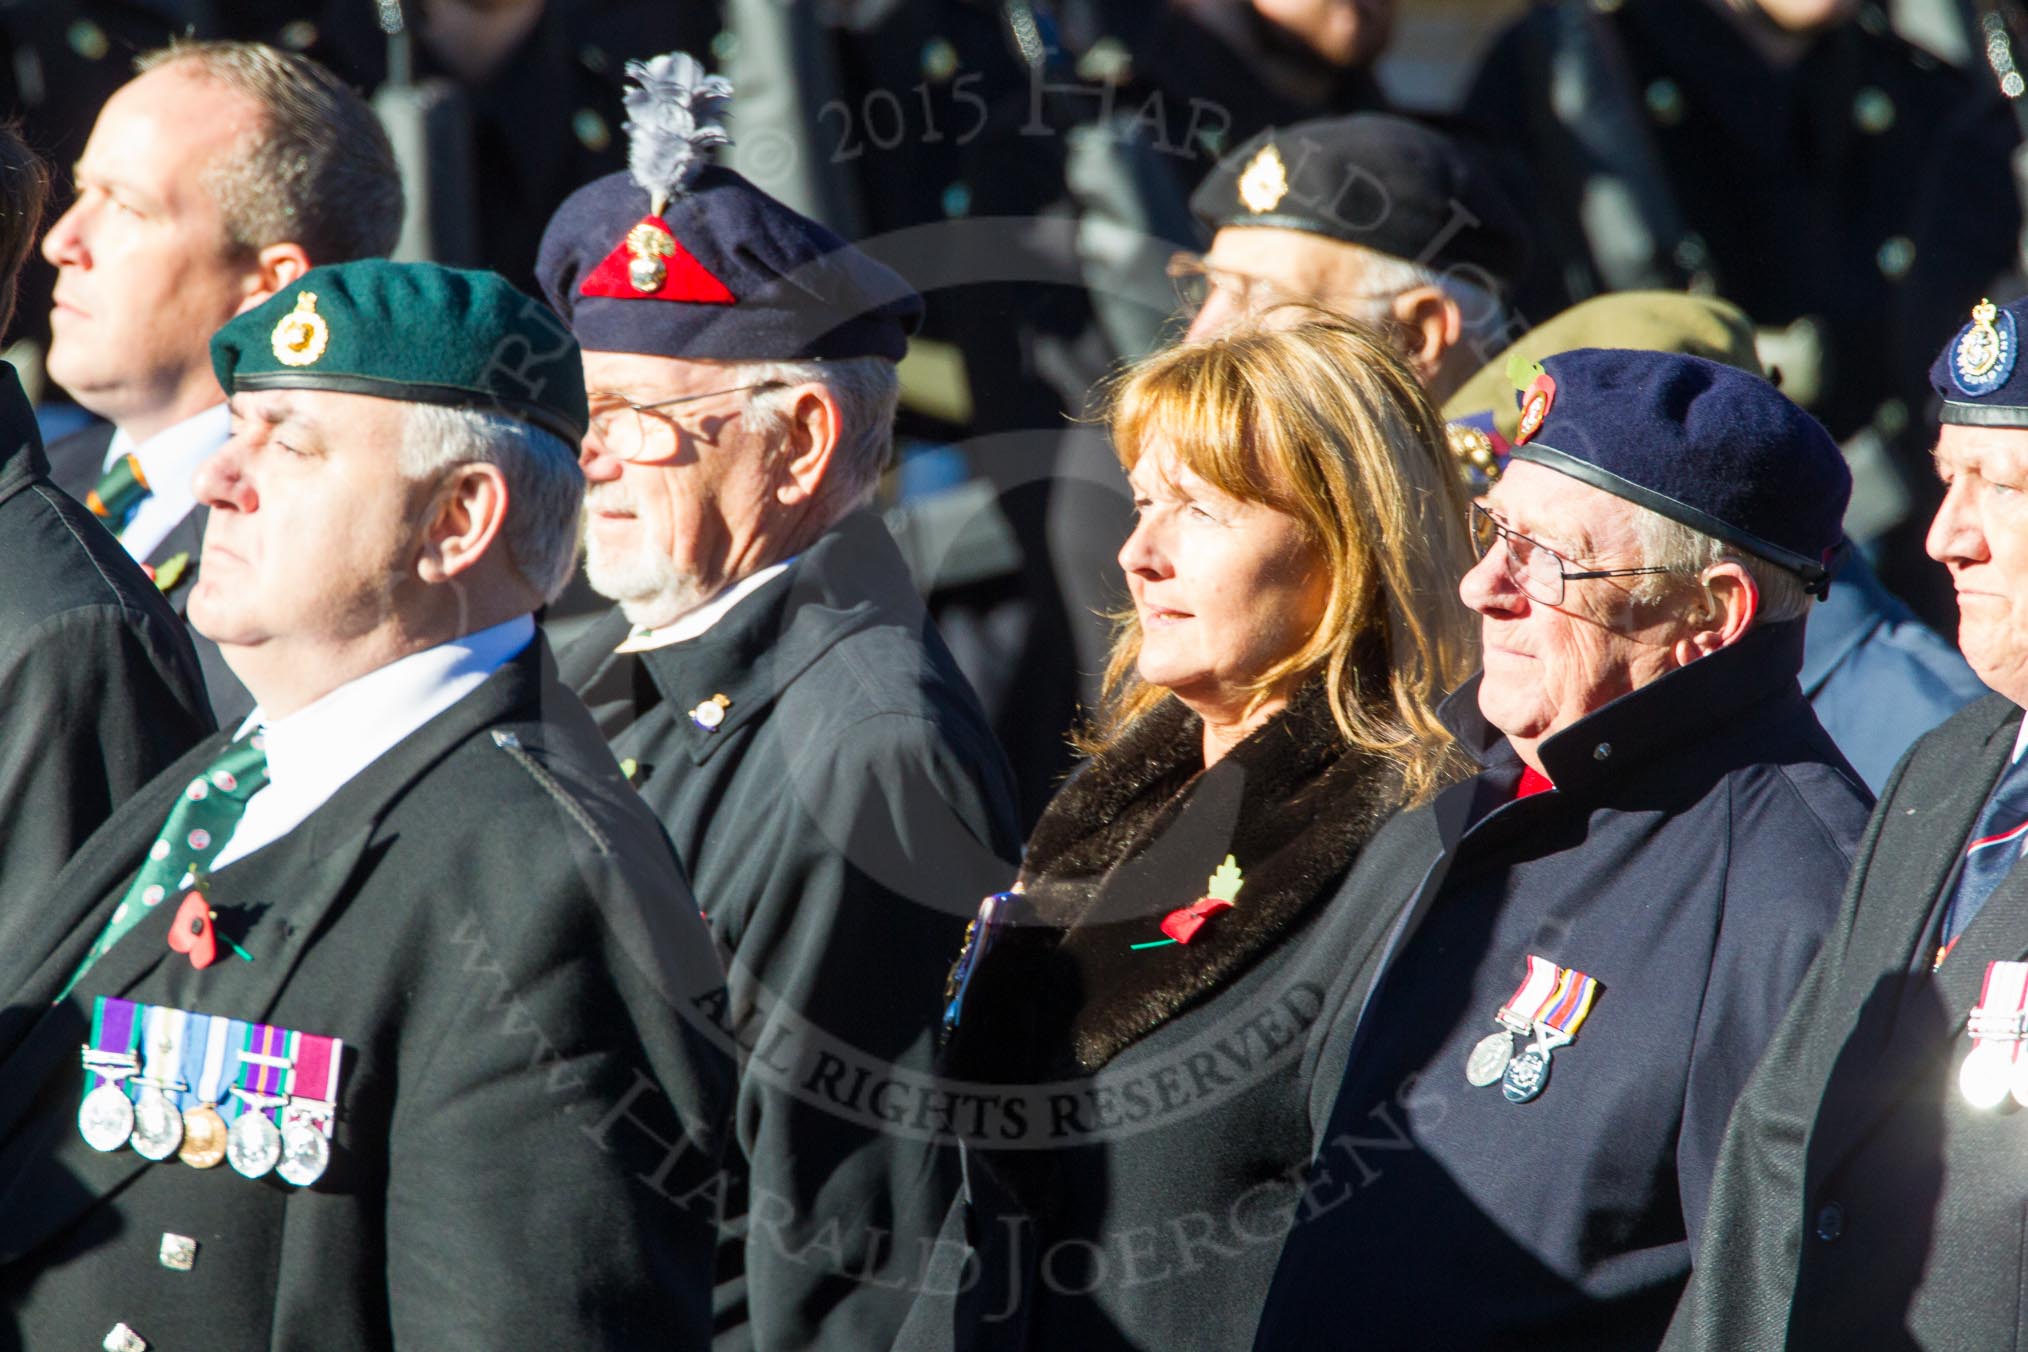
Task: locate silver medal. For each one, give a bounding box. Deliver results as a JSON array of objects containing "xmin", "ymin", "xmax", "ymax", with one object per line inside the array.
[
  {"xmin": 1465, "ymin": 1030, "xmax": 1515, "ymax": 1087},
  {"xmin": 129, "ymin": 1086, "xmax": 185, "ymax": 1161},
  {"xmin": 276, "ymin": 1120, "xmax": 330, "ymax": 1187},
  {"xmin": 1502, "ymin": 1046, "xmax": 1552, "ymax": 1103},
  {"xmin": 78, "ymin": 1082, "xmax": 136, "ymax": 1152},
  {"xmin": 226, "ymin": 1109, "xmax": 281, "ymax": 1179},
  {"xmin": 1964, "ymin": 1040, "xmax": 2017, "ymax": 1109}
]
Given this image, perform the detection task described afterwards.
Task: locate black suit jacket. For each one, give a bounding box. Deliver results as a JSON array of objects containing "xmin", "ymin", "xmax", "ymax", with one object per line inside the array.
[
  {"xmin": 46, "ymin": 420, "xmax": 252, "ymax": 724},
  {"xmin": 0, "ymin": 373, "xmax": 212, "ymax": 925},
  {"xmin": 0, "ymin": 638, "xmax": 734, "ymax": 1351},
  {"xmin": 561, "ymin": 511, "xmax": 1023, "ymax": 1352},
  {"xmin": 1666, "ymin": 692, "xmax": 2028, "ymax": 1350}
]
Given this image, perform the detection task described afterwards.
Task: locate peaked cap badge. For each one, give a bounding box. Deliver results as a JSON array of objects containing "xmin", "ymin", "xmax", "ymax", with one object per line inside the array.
[
  {"xmin": 1953, "ymin": 297, "xmax": 2018, "ymax": 397},
  {"xmin": 1237, "ymin": 143, "xmax": 1290, "ymax": 214},
  {"xmin": 271, "ymin": 292, "xmax": 329, "ymax": 368}
]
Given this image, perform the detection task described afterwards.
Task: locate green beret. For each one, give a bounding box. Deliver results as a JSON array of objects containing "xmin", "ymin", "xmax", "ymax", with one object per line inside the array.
[
  {"xmin": 1444, "ymin": 291, "xmax": 1759, "ymax": 441},
  {"xmin": 211, "ymin": 259, "xmax": 589, "ymax": 444}
]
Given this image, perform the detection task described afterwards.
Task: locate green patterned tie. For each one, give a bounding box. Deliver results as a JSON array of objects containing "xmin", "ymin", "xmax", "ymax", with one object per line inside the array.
[
  {"xmin": 61, "ymin": 733, "xmax": 270, "ymax": 998},
  {"xmin": 85, "ymin": 452, "xmax": 152, "ymax": 536}
]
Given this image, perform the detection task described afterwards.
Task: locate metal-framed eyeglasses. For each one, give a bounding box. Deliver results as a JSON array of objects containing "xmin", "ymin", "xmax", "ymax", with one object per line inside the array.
[
  {"xmin": 1470, "ymin": 503, "xmax": 1673, "ymax": 606},
  {"xmin": 585, "ymin": 381, "xmax": 789, "ymax": 463}
]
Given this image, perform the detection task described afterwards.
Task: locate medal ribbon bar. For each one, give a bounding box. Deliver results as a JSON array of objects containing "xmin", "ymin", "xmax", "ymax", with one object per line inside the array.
[
  {"xmin": 285, "ymin": 1031, "xmax": 343, "ymax": 1138},
  {"xmin": 1969, "ymin": 961, "xmax": 2028, "ymax": 1056},
  {"xmin": 1498, "ymin": 955, "xmax": 1562, "ymax": 1034},
  {"xmin": 82, "ymin": 997, "xmax": 141, "ymax": 1091}
]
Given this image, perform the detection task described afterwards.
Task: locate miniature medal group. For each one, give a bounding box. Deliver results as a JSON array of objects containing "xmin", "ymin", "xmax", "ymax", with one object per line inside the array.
[
  {"xmin": 78, "ymin": 996, "xmax": 344, "ymax": 1187},
  {"xmin": 1466, "ymin": 955, "xmax": 1602, "ymax": 1104}
]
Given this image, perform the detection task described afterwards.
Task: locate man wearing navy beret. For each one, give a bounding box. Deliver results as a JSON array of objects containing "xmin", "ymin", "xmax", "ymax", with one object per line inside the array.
[
  {"xmin": 1178, "ymin": 113, "xmax": 1528, "ymax": 401},
  {"xmin": 1252, "ymin": 350, "xmax": 1872, "ymax": 1349},
  {"xmin": 539, "ymin": 54, "xmax": 1022, "ymax": 1352},
  {"xmin": 1668, "ymin": 294, "xmax": 2028, "ymax": 1348},
  {"xmin": 0, "ymin": 260, "xmax": 731, "ymax": 1351}
]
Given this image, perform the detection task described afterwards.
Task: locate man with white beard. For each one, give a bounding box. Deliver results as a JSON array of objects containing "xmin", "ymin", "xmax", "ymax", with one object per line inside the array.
[{"xmin": 539, "ymin": 55, "xmax": 1022, "ymax": 1352}]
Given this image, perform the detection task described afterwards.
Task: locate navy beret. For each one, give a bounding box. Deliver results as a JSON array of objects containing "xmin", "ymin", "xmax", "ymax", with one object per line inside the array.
[
  {"xmin": 537, "ymin": 51, "xmax": 921, "ymax": 364},
  {"xmin": 1509, "ymin": 349, "xmax": 1850, "ymax": 595},
  {"xmin": 1930, "ymin": 295, "xmax": 2028, "ymax": 428},
  {"xmin": 1189, "ymin": 114, "xmax": 1529, "ymax": 292}
]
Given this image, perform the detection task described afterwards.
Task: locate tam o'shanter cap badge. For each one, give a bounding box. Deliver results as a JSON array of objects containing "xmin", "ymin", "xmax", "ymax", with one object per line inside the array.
[
  {"xmin": 1953, "ymin": 297, "xmax": 2017, "ymax": 396},
  {"xmin": 270, "ymin": 292, "xmax": 328, "ymax": 368},
  {"xmin": 1237, "ymin": 143, "xmax": 1290, "ymax": 214},
  {"xmin": 578, "ymin": 54, "xmax": 738, "ymax": 306}
]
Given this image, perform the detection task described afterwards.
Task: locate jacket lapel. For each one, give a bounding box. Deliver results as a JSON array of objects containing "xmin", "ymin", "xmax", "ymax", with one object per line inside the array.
[
  {"xmin": 1805, "ymin": 699, "xmax": 2021, "ymax": 1188},
  {"xmin": 0, "ymin": 643, "xmax": 546, "ymax": 1265}
]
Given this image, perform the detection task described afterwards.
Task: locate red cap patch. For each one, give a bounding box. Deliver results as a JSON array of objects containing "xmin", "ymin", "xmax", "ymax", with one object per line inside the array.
[
  {"xmin": 1514, "ymin": 373, "xmax": 1557, "ymax": 445},
  {"xmin": 579, "ymin": 215, "xmax": 736, "ymax": 305}
]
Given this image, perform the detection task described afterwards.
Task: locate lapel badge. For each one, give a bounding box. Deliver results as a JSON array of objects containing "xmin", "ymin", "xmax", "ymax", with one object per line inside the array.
[
  {"xmin": 270, "ymin": 291, "xmax": 330, "ymax": 368},
  {"xmin": 690, "ymin": 693, "xmax": 731, "ymax": 732},
  {"xmin": 1158, "ymin": 855, "xmax": 1244, "ymax": 946},
  {"xmin": 1237, "ymin": 143, "xmax": 1290, "ymax": 214},
  {"xmin": 1952, "ymin": 298, "xmax": 2017, "ymax": 397},
  {"xmin": 158, "ymin": 1232, "xmax": 198, "ymax": 1272}
]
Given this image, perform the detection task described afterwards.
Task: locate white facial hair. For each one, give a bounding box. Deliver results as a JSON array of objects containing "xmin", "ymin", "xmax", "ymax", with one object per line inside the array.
[{"xmin": 581, "ymin": 484, "xmax": 709, "ymax": 630}]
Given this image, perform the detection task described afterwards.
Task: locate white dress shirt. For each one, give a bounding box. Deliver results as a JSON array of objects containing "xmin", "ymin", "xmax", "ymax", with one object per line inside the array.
[
  {"xmin": 614, "ymin": 559, "xmax": 793, "ymax": 653},
  {"xmin": 211, "ymin": 615, "xmax": 535, "ymax": 870},
  {"xmin": 103, "ymin": 403, "xmax": 231, "ymax": 560}
]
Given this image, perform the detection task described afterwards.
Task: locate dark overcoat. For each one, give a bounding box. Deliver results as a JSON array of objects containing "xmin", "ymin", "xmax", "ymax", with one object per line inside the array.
[
  {"xmin": 895, "ymin": 681, "xmax": 1422, "ymax": 1352},
  {"xmin": 1254, "ymin": 620, "xmax": 1873, "ymax": 1350},
  {"xmin": 560, "ymin": 510, "xmax": 1023, "ymax": 1352},
  {"xmin": 45, "ymin": 420, "xmax": 253, "ymax": 724},
  {"xmin": 0, "ymin": 370, "xmax": 212, "ymax": 924},
  {"xmin": 1664, "ymin": 692, "xmax": 2028, "ymax": 1351},
  {"xmin": 0, "ymin": 639, "xmax": 733, "ymax": 1351}
]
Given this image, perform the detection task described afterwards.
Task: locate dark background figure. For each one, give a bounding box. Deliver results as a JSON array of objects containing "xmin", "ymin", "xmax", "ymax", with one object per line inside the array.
[
  {"xmin": 1664, "ymin": 292, "xmax": 2028, "ymax": 1352},
  {"xmin": 1459, "ymin": 0, "xmax": 2024, "ymax": 626},
  {"xmin": 0, "ymin": 117, "xmax": 214, "ymax": 937}
]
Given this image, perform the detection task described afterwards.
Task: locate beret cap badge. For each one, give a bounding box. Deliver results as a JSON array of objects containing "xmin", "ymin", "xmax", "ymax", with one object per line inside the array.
[
  {"xmin": 626, "ymin": 220, "xmax": 678, "ymax": 293},
  {"xmin": 270, "ymin": 292, "xmax": 329, "ymax": 368},
  {"xmin": 1237, "ymin": 143, "xmax": 1290, "ymax": 214},
  {"xmin": 1953, "ymin": 297, "xmax": 2017, "ymax": 396}
]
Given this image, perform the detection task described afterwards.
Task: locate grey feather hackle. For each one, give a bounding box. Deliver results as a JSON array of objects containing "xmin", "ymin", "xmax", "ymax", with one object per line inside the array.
[{"xmin": 624, "ymin": 53, "xmax": 733, "ymax": 217}]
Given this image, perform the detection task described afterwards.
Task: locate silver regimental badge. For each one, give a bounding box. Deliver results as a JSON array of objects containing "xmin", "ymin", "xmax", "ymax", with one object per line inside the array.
[
  {"xmin": 227, "ymin": 1109, "xmax": 282, "ymax": 1179},
  {"xmin": 1465, "ymin": 1030, "xmax": 1515, "ymax": 1087},
  {"xmin": 79, "ymin": 1082, "xmax": 136, "ymax": 1153}
]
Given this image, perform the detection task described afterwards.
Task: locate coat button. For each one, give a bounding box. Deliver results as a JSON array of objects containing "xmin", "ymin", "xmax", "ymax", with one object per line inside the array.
[
  {"xmin": 1593, "ymin": 742, "xmax": 1612, "ymax": 761},
  {"xmin": 1815, "ymin": 1202, "xmax": 1844, "ymax": 1241}
]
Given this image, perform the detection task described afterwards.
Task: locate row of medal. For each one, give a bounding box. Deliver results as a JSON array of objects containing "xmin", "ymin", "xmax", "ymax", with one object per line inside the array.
[
  {"xmin": 1960, "ymin": 960, "xmax": 2028, "ymax": 1108},
  {"xmin": 78, "ymin": 996, "xmax": 344, "ymax": 1187},
  {"xmin": 1464, "ymin": 955, "xmax": 1603, "ymax": 1104}
]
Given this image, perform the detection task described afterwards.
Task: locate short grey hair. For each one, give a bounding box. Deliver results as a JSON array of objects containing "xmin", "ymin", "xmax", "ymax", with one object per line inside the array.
[
  {"xmin": 137, "ymin": 40, "xmax": 402, "ymax": 263},
  {"xmin": 400, "ymin": 404, "xmax": 585, "ymax": 603},
  {"xmin": 1352, "ymin": 248, "xmax": 1512, "ymax": 354},
  {"xmin": 1629, "ymin": 506, "xmax": 1813, "ymax": 625},
  {"xmin": 734, "ymin": 356, "xmax": 901, "ymax": 513}
]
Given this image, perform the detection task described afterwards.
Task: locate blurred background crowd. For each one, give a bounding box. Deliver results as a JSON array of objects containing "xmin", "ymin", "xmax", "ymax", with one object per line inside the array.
[{"xmin": 3, "ymin": 0, "xmax": 2023, "ymax": 822}]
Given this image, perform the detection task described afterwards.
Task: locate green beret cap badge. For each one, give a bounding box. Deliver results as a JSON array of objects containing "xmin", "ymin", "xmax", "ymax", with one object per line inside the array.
[
  {"xmin": 1237, "ymin": 143, "xmax": 1290, "ymax": 214},
  {"xmin": 271, "ymin": 292, "xmax": 329, "ymax": 368}
]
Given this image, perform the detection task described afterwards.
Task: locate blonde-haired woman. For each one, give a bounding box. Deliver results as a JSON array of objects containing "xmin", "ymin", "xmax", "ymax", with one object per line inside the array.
[{"xmin": 899, "ymin": 316, "xmax": 1477, "ymax": 1351}]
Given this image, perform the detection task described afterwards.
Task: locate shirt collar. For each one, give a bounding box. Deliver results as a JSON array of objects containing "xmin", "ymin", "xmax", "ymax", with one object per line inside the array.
[
  {"xmin": 106, "ymin": 403, "xmax": 230, "ymax": 507},
  {"xmin": 2010, "ymin": 712, "xmax": 2028, "ymax": 766},
  {"xmin": 615, "ymin": 558, "xmax": 794, "ymax": 653},
  {"xmin": 235, "ymin": 614, "xmax": 536, "ymax": 796}
]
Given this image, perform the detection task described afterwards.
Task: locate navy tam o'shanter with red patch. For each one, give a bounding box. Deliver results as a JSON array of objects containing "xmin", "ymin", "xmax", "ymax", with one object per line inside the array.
[
  {"xmin": 1507, "ymin": 348, "xmax": 1851, "ymax": 598},
  {"xmin": 536, "ymin": 51, "xmax": 922, "ymax": 364}
]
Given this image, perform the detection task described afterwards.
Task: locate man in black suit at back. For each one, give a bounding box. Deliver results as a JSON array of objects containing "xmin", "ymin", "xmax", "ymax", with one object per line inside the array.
[
  {"xmin": 1668, "ymin": 293, "xmax": 2028, "ymax": 1348},
  {"xmin": 41, "ymin": 38, "xmax": 402, "ymax": 723}
]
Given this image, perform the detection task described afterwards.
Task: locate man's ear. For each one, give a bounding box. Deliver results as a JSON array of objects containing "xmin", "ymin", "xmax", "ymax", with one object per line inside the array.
[
  {"xmin": 417, "ymin": 462, "xmax": 511, "ymax": 585},
  {"xmin": 1672, "ymin": 560, "xmax": 1760, "ymax": 664},
  {"xmin": 233, "ymin": 242, "xmax": 314, "ymax": 316},
  {"xmin": 1390, "ymin": 284, "xmax": 1463, "ymax": 383},
  {"xmin": 774, "ymin": 384, "xmax": 844, "ymax": 507}
]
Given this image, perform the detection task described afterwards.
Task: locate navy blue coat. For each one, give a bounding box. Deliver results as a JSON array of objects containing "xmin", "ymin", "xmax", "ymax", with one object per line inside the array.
[
  {"xmin": 1803, "ymin": 549, "xmax": 1983, "ymax": 793},
  {"xmin": 1253, "ymin": 620, "xmax": 1873, "ymax": 1350}
]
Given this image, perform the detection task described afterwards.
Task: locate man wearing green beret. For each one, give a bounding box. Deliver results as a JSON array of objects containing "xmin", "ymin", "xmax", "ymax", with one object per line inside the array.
[{"xmin": 0, "ymin": 259, "xmax": 733, "ymax": 1351}]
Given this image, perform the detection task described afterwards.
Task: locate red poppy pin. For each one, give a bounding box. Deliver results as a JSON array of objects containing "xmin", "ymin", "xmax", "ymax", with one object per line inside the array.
[
  {"xmin": 167, "ymin": 890, "xmax": 219, "ymax": 970},
  {"xmin": 1159, "ymin": 856, "xmax": 1245, "ymax": 946}
]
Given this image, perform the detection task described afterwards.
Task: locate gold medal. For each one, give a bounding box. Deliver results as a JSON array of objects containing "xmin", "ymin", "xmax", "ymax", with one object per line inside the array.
[{"xmin": 178, "ymin": 1103, "xmax": 228, "ymax": 1169}]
